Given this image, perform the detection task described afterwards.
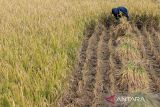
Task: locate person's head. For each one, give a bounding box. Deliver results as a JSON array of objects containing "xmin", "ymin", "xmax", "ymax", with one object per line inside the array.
[
  {"xmin": 112, "ymin": 8, "xmax": 119, "ymax": 15},
  {"xmin": 112, "ymin": 8, "xmax": 119, "ymax": 20}
]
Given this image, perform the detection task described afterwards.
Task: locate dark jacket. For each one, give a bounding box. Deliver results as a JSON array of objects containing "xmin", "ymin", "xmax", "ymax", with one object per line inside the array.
[{"xmin": 112, "ymin": 6, "xmax": 129, "ymax": 20}]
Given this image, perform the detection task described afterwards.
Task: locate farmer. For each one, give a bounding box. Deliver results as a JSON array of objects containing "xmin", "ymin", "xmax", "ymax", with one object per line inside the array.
[{"xmin": 112, "ymin": 6, "xmax": 129, "ymax": 21}]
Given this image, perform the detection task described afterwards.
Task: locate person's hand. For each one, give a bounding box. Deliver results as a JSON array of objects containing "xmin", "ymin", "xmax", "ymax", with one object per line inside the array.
[{"xmin": 119, "ymin": 12, "xmax": 123, "ymax": 17}]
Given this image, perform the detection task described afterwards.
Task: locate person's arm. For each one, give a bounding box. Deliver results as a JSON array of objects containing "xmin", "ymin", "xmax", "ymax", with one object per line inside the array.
[{"xmin": 125, "ymin": 13, "xmax": 129, "ymax": 21}]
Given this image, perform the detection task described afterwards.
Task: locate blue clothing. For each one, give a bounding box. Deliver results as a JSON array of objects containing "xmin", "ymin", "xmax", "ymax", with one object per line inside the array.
[{"xmin": 112, "ymin": 7, "xmax": 129, "ymax": 20}]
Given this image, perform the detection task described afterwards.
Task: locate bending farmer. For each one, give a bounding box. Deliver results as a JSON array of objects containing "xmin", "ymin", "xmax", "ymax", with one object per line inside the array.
[{"xmin": 112, "ymin": 6, "xmax": 129, "ymax": 20}]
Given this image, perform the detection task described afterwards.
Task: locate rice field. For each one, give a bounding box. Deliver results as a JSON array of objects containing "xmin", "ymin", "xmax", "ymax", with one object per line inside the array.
[{"xmin": 0, "ymin": 0, "xmax": 160, "ymax": 107}]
